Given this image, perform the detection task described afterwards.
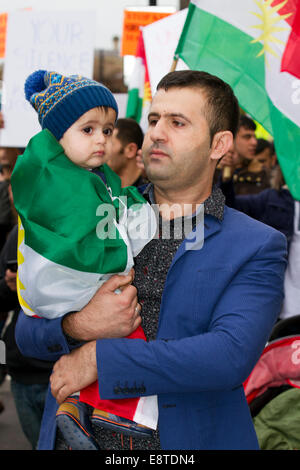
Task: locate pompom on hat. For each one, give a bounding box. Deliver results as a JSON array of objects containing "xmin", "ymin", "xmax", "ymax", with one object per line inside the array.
[{"xmin": 25, "ymin": 70, "xmax": 118, "ymax": 140}]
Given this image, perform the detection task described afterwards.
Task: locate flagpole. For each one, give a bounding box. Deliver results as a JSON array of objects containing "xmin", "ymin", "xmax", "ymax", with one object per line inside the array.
[{"xmin": 170, "ymin": 55, "xmax": 178, "ymax": 72}]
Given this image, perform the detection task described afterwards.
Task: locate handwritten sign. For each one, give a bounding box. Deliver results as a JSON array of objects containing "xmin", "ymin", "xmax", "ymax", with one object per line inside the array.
[
  {"xmin": 0, "ymin": 10, "xmax": 96, "ymax": 147},
  {"xmin": 121, "ymin": 8, "xmax": 174, "ymax": 56}
]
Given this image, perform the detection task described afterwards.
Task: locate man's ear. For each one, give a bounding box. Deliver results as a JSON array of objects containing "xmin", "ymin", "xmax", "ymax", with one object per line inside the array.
[
  {"xmin": 124, "ymin": 142, "xmax": 138, "ymax": 160},
  {"xmin": 210, "ymin": 131, "xmax": 233, "ymax": 162}
]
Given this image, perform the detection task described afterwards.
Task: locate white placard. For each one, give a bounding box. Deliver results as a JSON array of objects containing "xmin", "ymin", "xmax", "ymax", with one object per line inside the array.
[
  {"xmin": 143, "ymin": 8, "xmax": 188, "ymax": 97},
  {"xmin": 0, "ymin": 10, "xmax": 96, "ymax": 148},
  {"xmin": 114, "ymin": 93, "xmax": 128, "ymax": 119}
]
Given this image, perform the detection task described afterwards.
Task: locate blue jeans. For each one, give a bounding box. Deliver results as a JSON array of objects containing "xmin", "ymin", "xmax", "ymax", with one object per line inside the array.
[{"xmin": 10, "ymin": 379, "xmax": 48, "ymax": 449}]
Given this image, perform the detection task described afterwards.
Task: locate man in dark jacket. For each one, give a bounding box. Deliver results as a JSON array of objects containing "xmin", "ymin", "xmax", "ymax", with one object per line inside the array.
[
  {"xmin": 0, "ymin": 225, "xmax": 53, "ymax": 449},
  {"xmin": 219, "ymin": 165, "xmax": 295, "ymax": 247}
]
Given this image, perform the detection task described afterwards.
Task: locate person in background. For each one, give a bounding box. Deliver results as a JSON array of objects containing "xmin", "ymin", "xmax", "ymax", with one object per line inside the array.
[
  {"xmin": 220, "ymin": 151, "xmax": 299, "ymax": 323},
  {"xmin": 280, "ymin": 194, "xmax": 300, "ymax": 321},
  {"xmin": 0, "ymin": 225, "xmax": 54, "ymax": 449},
  {"xmin": 215, "ymin": 115, "xmax": 258, "ymax": 192},
  {"xmin": 229, "ymin": 138, "xmax": 275, "ymax": 195},
  {"xmin": 0, "ymin": 138, "xmax": 23, "ymax": 335},
  {"xmin": 234, "ymin": 115, "xmax": 257, "ymax": 170},
  {"xmin": 0, "ymin": 146, "xmax": 22, "ymax": 251},
  {"xmin": 105, "ymin": 118, "xmax": 148, "ymax": 188},
  {"xmin": 213, "ymin": 143, "xmax": 236, "ymax": 185},
  {"xmin": 219, "ymin": 149, "xmax": 294, "ymax": 246},
  {"xmin": 253, "ymin": 139, "xmax": 277, "ymax": 172}
]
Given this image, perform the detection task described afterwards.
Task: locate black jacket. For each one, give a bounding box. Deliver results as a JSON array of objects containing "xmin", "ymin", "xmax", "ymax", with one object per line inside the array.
[
  {"xmin": 0, "ymin": 225, "xmax": 53, "ymax": 384},
  {"xmin": 220, "ymin": 180, "xmax": 295, "ymax": 246}
]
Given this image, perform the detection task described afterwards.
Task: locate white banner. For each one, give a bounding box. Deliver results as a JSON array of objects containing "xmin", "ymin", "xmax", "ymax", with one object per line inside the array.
[
  {"xmin": 0, "ymin": 10, "xmax": 96, "ymax": 148},
  {"xmin": 142, "ymin": 9, "xmax": 188, "ymax": 97}
]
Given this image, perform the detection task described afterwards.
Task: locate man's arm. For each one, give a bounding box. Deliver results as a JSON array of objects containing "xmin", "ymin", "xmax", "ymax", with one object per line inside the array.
[
  {"xmin": 15, "ymin": 273, "xmax": 141, "ymax": 363},
  {"xmin": 61, "ymin": 273, "xmax": 141, "ymax": 341},
  {"xmin": 98, "ymin": 231, "xmax": 286, "ymax": 397},
  {"xmin": 50, "ymin": 229, "xmax": 287, "ymax": 403}
]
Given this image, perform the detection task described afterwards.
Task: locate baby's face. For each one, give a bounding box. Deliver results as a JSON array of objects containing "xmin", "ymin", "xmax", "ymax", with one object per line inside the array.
[{"xmin": 59, "ymin": 107, "xmax": 116, "ymax": 169}]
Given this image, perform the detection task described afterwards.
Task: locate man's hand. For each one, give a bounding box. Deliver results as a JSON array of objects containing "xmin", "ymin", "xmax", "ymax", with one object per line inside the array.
[
  {"xmin": 218, "ymin": 149, "xmax": 235, "ymax": 169},
  {"xmin": 50, "ymin": 341, "xmax": 97, "ymax": 404},
  {"xmin": 5, "ymin": 269, "xmax": 17, "ymax": 292},
  {"xmin": 62, "ymin": 272, "xmax": 142, "ymax": 342}
]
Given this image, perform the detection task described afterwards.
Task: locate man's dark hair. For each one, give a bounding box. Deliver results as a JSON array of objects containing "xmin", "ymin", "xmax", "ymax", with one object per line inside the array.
[
  {"xmin": 255, "ymin": 138, "xmax": 272, "ymax": 155},
  {"xmin": 156, "ymin": 70, "xmax": 240, "ymax": 140},
  {"xmin": 238, "ymin": 114, "xmax": 256, "ymax": 132},
  {"xmin": 115, "ymin": 118, "xmax": 144, "ymax": 149}
]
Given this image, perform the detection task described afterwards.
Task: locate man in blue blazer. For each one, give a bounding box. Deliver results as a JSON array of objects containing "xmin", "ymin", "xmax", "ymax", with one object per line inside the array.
[{"xmin": 15, "ymin": 70, "xmax": 287, "ymax": 450}]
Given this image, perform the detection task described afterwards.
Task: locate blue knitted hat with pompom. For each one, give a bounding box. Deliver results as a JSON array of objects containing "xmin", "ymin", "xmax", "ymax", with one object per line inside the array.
[{"xmin": 25, "ymin": 70, "xmax": 118, "ymax": 140}]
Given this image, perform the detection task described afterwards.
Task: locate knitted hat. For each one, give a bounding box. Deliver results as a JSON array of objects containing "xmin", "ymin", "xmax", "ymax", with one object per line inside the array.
[{"xmin": 25, "ymin": 70, "xmax": 118, "ymax": 140}]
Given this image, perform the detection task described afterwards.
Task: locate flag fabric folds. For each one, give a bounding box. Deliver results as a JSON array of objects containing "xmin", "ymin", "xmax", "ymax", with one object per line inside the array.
[
  {"xmin": 11, "ymin": 128, "xmax": 158, "ymax": 429},
  {"xmin": 126, "ymin": 29, "xmax": 152, "ymax": 132},
  {"xmin": 11, "ymin": 129, "xmax": 157, "ymax": 319},
  {"xmin": 175, "ymin": 0, "xmax": 300, "ymax": 200},
  {"xmin": 281, "ymin": 2, "xmax": 300, "ymax": 78}
]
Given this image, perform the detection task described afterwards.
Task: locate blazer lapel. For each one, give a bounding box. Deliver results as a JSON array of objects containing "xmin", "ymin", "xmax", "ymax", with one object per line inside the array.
[{"xmin": 170, "ymin": 214, "xmax": 222, "ymax": 267}]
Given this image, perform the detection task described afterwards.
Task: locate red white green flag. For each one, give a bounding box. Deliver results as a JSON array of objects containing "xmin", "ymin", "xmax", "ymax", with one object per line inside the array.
[
  {"xmin": 126, "ymin": 29, "xmax": 152, "ymax": 131},
  {"xmin": 175, "ymin": 0, "xmax": 300, "ymax": 200}
]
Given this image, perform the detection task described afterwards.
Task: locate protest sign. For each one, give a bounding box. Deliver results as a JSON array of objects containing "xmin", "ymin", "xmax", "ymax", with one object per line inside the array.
[
  {"xmin": 121, "ymin": 7, "xmax": 175, "ymax": 57},
  {"xmin": 0, "ymin": 10, "xmax": 96, "ymax": 147}
]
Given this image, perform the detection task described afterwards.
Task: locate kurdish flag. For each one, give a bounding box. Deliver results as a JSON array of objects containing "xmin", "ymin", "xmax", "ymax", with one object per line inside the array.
[
  {"xmin": 11, "ymin": 129, "xmax": 158, "ymax": 430},
  {"xmin": 175, "ymin": 0, "xmax": 300, "ymax": 200},
  {"xmin": 126, "ymin": 29, "xmax": 152, "ymax": 132},
  {"xmin": 11, "ymin": 129, "xmax": 157, "ymax": 320}
]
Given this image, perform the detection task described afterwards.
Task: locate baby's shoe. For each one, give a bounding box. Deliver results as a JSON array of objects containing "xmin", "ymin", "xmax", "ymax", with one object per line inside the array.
[
  {"xmin": 90, "ymin": 408, "xmax": 153, "ymax": 438},
  {"xmin": 56, "ymin": 397, "xmax": 99, "ymax": 450}
]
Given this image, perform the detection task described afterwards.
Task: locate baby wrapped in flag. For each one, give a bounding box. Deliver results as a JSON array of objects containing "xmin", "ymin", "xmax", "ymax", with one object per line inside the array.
[{"xmin": 11, "ymin": 70, "xmax": 158, "ymax": 450}]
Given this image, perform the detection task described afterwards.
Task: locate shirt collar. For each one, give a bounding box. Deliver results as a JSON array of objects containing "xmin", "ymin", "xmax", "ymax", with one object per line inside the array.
[{"xmin": 143, "ymin": 183, "xmax": 225, "ymax": 221}]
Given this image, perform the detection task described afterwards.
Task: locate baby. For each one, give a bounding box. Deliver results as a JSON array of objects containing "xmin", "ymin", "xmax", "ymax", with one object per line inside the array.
[{"xmin": 11, "ymin": 70, "xmax": 158, "ymax": 450}]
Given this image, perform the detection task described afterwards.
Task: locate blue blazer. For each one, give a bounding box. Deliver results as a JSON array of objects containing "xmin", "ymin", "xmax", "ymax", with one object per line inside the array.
[{"xmin": 15, "ymin": 206, "xmax": 287, "ymax": 450}]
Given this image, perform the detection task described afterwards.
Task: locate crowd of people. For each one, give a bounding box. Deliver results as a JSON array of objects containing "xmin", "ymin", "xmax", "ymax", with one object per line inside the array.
[
  {"xmin": 215, "ymin": 114, "xmax": 296, "ymax": 247},
  {"xmin": 215, "ymin": 115, "xmax": 299, "ymax": 323},
  {"xmin": 0, "ymin": 68, "xmax": 298, "ymax": 451}
]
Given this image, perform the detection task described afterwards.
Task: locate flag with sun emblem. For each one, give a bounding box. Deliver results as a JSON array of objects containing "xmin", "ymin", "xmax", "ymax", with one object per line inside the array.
[{"xmin": 175, "ymin": 0, "xmax": 300, "ymax": 200}]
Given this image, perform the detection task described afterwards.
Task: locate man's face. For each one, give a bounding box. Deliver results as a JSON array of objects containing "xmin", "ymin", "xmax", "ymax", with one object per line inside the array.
[
  {"xmin": 254, "ymin": 148, "xmax": 273, "ymax": 170},
  {"xmin": 234, "ymin": 126, "xmax": 257, "ymax": 161},
  {"xmin": 105, "ymin": 128, "xmax": 126, "ymax": 174},
  {"xmin": 142, "ymin": 87, "xmax": 214, "ymax": 190},
  {"xmin": 0, "ymin": 147, "xmax": 19, "ymax": 180}
]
